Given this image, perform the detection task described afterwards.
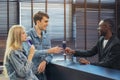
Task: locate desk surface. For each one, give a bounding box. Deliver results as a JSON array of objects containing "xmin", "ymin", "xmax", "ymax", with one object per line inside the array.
[{"xmin": 50, "ymin": 55, "xmax": 120, "ymax": 80}]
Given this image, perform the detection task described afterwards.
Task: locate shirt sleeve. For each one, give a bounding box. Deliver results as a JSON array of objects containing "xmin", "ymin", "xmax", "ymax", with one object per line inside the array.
[
  {"xmin": 44, "ymin": 54, "xmax": 53, "ymax": 64},
  {"xmin": 9, "ymin": 50, "xmax": 33, "ymax": 78},
  {"xmin": 22, "ymin": 42, "xmax": 49, "ymax": 57},
  {"xmin": 74, "ymin": 43, "xmax": 98, "ymax": 57},
  {"xmin": 34, "ymin": 49, "xmax": 49, "ymax": 57}
]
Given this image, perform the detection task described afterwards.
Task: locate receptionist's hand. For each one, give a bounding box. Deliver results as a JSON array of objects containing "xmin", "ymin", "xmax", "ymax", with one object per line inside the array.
[
  {"xmin": 79, "ymin": 58, "xmax": 90, "ymax": 65},
  {"xmin": 65, "ymin": 47, "xmax": 75, "ymax": 54}
]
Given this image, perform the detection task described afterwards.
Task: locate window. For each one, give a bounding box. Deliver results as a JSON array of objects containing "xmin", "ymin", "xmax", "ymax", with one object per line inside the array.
[{"xmin": 20, "ymin": 2, "xmax": 72, "ymax": 40}]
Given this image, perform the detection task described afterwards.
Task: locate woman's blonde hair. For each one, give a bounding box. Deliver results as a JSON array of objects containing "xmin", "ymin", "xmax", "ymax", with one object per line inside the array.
[{"xmin": 3, "ymin": 25, "xmax": 25, "ymax": 76}]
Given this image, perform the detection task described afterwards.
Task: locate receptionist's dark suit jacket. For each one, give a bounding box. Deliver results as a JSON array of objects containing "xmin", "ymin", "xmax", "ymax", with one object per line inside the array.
[{"xmin": 74, "ymin": 35, "xmax": 120, "ymax": 70}]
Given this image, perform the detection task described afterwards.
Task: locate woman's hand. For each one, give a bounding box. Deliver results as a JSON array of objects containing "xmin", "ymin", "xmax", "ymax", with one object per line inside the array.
[{"xmin": 28, "ymin": 45, "xmax": 35, "ymax": 61}]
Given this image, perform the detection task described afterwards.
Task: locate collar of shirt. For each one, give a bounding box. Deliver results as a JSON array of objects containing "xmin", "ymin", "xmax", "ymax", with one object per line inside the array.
[{"xmin": 32, "ymin": 27, "xmax": 46, "ymax": 38}]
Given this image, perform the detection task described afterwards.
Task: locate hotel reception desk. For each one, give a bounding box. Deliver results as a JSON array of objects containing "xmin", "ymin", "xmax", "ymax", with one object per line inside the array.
[{"xmin": 46, "ymin": 56, "xmax": 120, "ymax": 80}]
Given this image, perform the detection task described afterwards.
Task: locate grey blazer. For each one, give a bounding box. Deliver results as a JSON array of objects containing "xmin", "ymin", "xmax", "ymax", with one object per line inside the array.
[{"xmin": 5, "ymin": 49, "xmax": 38, "ymax": 80}]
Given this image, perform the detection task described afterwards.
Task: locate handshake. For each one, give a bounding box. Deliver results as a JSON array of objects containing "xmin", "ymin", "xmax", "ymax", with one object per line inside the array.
[
  {"xmin": 47, "ymin": 41, "xmax": 75, "ymax": 54},
  {"xmin": 47, "ymin": 46, "xmax": 75, "ymax": 54},
  {"xmin": 46, "ymin": 39, "xmax": 90, "ymax": 65},
  {"xmin": 65, "ymin": 47, "xmax": 90, "ymax": 64},
  {"xmin": 47, "ymin": 46, "xmax": 90, "ymax": 65}
]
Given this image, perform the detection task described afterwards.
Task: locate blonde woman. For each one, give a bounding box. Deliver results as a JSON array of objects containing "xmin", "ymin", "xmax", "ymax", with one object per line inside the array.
[{"xmin": 3, "ymin": 25, "xmax": 38, "ymax": 80}]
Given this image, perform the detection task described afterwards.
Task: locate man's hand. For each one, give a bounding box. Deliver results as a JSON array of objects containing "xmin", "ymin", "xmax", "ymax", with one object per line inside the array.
[
  {"xmin": 65, "ymin": 47, "xmax": 75, "ymax": 54},
  {"xmin": 48, "ymin": 46, "xmax": 63, "ymax": 54},
  {"xmin": 79, "ymin": 58, "xmax": 90, "ymax": 64},
  {"xmin": 37, "ymin": 61, "xmax": 47, "ymax": 73}
]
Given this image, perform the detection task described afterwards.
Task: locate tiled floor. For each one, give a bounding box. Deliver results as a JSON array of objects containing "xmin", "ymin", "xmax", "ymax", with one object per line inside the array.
[
  {"xmin": 0, "ymin": 66, "xmax": 9, "ymax": 80},
  {"xmin": 0, "ymin": 74, "xmax": 9, "ymax": 80}
]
